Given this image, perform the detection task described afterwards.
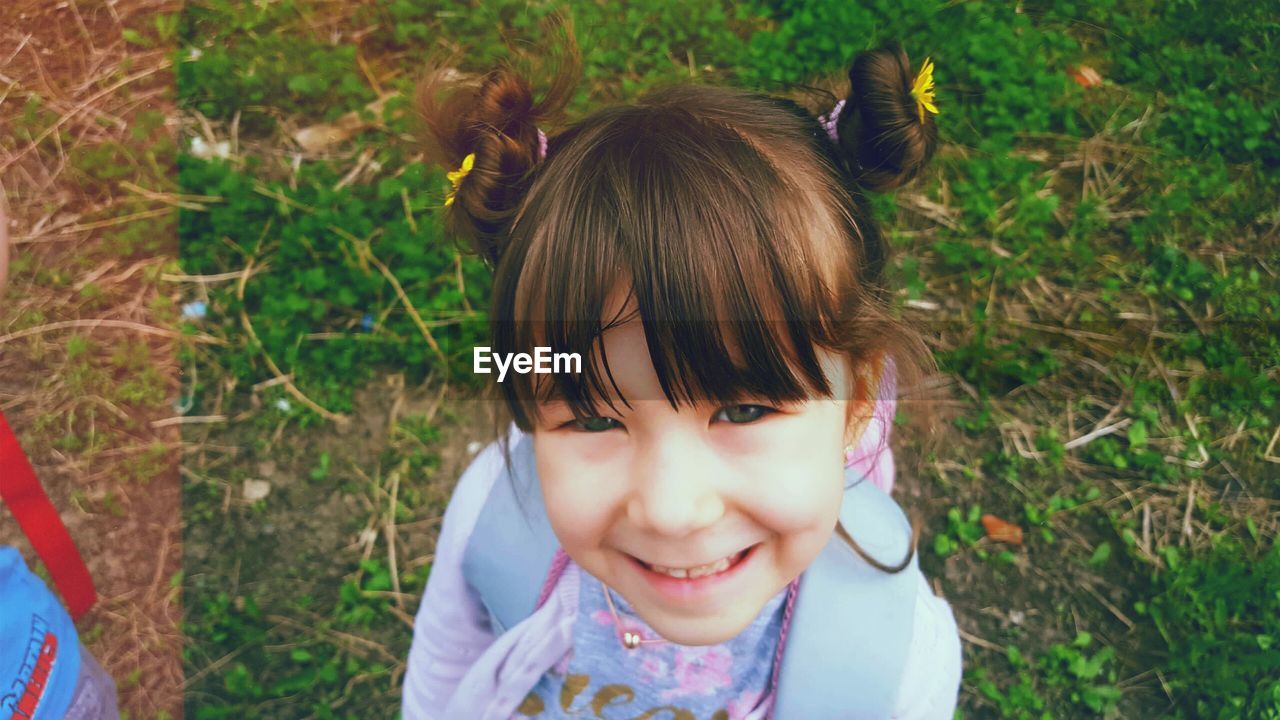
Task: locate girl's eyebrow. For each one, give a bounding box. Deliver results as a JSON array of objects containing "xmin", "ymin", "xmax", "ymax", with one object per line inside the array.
[
  {"xmin": 533, "ymin": 378, "xmax": 572, "ymax": 404},
  {"xmin": 534, "ymin": 378, "xmax": 634, "ymax": 416},
  {"xmin": 537, "ymin": 390, "xmax": 623, "ymax": 410},
  {"xmin": 534, "ymin": 383, "xmax": 603, "ymax": 408},
  {"xmin": 534, "ymin": 393, "xmax": 569, "ymax": 408}
]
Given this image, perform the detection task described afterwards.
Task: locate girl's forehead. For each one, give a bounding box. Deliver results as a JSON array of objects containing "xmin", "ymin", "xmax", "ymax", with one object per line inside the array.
[
  {"xmin": 512, "ymin": 194, "xmax": 859, "ymax": 414},
  {"xmin": 538, "ymin": 305, "xmax": 852, "ymax": 408},
  {"xmin": 601, "ymin": 283, "xmax": 639, "ymax": 326}
]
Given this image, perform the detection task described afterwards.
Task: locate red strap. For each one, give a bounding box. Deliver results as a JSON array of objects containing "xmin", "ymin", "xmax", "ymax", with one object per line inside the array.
[{"xmin": 0, "ymin": 410, "xmax": 97, "ymax": 619}]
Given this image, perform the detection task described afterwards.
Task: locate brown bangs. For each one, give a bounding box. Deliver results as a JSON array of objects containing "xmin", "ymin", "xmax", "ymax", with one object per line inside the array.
[{"xmin": 490, "ymin": 86, "xmax": 869, "ymax": 430}]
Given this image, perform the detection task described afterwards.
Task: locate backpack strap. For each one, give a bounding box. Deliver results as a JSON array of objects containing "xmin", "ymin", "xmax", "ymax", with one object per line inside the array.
[
  {"xmin": 461, "ymin": 434, "xmax": 559, "ymax": 634},
  {"xmin": 771, "ymin": 475, "xmax": 918, "ymax": 719},
  {"xmin": 0, "ymin": 411, "xmax": 97, "ymax": 620}
]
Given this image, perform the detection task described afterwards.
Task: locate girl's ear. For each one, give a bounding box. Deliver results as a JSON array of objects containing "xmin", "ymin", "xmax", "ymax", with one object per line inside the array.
[{"xmin": 842, "ymin": 355, "xmax": 883, "ymax": 449}]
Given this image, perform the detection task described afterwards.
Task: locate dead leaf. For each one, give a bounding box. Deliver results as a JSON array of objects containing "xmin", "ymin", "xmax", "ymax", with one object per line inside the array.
[
  {"xmin": 293, "ymin": 94, "xmax": 394, "ymax": 153},
  {"xmin": 981, "ymin": 514, "xmax": 1024, "ymax": 545}
]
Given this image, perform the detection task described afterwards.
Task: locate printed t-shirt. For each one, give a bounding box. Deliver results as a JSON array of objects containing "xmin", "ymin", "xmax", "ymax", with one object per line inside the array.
[{"xmin": 514, "ymin": 560, "xmax": 788, "ymax": 719}]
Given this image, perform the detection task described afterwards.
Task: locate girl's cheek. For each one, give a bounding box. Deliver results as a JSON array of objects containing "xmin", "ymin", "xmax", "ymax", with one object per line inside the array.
[
  {"xmin": 540, "ymin": 475, "xmax": 623, "ymax": 556},
  {"xmin": 717, "ymin": 404, "xmax": 846, "ymax": 458},
  {"xmin": 751, "ymin": 465, "xmax": 844, "ymax": 534},
  {"xmin": 536, "ymin": 435, "xmax": 628, "ymax": 524},
  {"xmin": 536, "ymin": 430, "xmax": 627, "ymax": 470},
  {"xmin": 731, "ymin": 429, "xmax": 846, "ymax": 531}
]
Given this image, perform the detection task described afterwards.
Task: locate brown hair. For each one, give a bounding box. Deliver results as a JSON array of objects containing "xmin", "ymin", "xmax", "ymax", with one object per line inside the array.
[{"xmin": 417, "ymin": 22, "xmax": 939, "ymax": 573}]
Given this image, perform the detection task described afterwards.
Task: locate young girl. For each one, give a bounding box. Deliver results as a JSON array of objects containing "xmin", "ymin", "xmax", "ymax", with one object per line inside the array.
[{"xmin": 403, "ymin": 33, "xmax": 961, "ymax": 720}]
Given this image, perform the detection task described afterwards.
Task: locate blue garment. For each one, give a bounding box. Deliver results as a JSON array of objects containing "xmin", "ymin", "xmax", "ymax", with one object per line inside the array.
[
  {"xmin": 0, "ymin": 545, "xmax": 81, "ymax": 720},
  {"xmin": 515, "ymin": 561, "xmax": 787, "ymax": 719}
]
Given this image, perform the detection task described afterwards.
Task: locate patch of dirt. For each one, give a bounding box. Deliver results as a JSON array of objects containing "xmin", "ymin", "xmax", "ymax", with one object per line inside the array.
[
  {"xmin": 182, "ymin": 374, "xmax": 501, "ymax": 711},
  {"xmin": 185, "ymin": 377, "xmax": 500, "ymax": 585},
  {"xmin": 0, "ymin": 1, "xmax": 182, "ymax": 717}
]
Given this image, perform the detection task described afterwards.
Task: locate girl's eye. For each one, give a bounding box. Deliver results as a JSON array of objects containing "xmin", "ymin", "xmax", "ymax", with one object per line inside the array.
[
  {"xmin": 571, "ymin": 416, "xmax": 621, "ymax": 433},
  {"xmin": 714, "ymin": 405, "xmax": 773, "ymax": 424}
]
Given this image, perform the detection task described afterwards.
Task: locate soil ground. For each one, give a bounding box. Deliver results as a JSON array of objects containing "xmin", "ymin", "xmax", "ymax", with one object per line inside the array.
[
  {"xmin": 1, "ymin": 2, "xmax": 182, "ymax": 716},
  {"xmin": 181, "ymin": 374, "xmax": 502, "ymax": 717}
]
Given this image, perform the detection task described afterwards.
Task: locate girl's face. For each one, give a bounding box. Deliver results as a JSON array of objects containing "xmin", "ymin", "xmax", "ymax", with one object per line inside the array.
[{"xmin": 532, "ymin": 297, "xmax": 869, "ymax": 646}]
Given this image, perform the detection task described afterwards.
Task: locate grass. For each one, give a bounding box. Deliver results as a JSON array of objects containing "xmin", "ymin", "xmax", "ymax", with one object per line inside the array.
[{"xmin": 173, "ymin": 0, "xmax": 1279, "ymax": 717}]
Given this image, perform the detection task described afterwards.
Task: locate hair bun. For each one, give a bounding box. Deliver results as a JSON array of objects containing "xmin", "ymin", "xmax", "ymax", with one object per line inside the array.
[
  {"xmin": 834, "ymin": 40, "xmax": 939, "ymax": 193},
  {"xmin": 414, "ymin": 13, "xmax": 581, "ymax": 265}
]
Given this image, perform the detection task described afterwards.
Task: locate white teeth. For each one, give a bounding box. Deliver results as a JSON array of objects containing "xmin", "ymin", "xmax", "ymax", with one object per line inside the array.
[
  {"xmin": 647, "ymin": 552, "xmax": 739, "ymax": 580},
  {"xmin": 688, "ymin": 556, "xmax": 732, "ymax": 578}
]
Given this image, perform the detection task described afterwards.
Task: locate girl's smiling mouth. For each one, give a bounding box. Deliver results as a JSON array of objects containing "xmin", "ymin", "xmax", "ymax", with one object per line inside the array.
[{"xmin": 626, "ymin": 543, "xmax": 761, "ymax": 602}]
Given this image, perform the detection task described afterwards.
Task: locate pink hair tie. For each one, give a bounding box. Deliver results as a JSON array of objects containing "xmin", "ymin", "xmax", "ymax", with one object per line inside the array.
[
  {"xmin": 537, "ymin": 128, "xmax": 548, "ymax": 161},
  {"xmin": 818, "ymin": 99, "xmax": 845, "ymax": 144}
]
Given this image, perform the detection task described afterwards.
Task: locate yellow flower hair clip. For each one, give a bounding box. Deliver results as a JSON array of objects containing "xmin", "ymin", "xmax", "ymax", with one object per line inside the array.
[
  {"xmin": 444, "ymin": 152, "xmax": 475, "ymax": 208},
  {"xmin": 910, "ymin": 57, "xmax": 939, "ymax": 124}
]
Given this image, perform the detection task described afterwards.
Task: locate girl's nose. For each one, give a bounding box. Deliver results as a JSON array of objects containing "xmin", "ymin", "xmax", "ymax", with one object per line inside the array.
[{"xmin": 626, "ymin": 435, "xmax": 725, "ymax": 537}]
